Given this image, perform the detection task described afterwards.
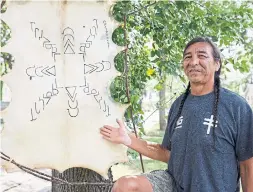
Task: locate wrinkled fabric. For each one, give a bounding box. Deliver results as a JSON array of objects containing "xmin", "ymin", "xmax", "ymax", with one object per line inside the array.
[{"xmin": 143, "ymin": 170, "xmax": 177, "ymax": 192}]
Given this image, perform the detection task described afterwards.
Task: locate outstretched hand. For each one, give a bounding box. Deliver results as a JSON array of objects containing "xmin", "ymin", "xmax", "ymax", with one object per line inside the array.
[{"xmin": 100, "ymin": 119, "xmax": 131, "ymax": 146}]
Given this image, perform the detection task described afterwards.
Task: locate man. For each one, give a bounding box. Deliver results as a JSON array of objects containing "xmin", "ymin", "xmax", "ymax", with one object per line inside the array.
[{"xmin": 100, "ymin": 37, "xmax": 253, "ymax": 192}]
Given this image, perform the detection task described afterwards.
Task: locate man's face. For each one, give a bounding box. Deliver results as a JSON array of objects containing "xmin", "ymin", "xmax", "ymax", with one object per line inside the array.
[{"xmin": 183, "ymin": 42, "xmax": 220, "ymax": 85}]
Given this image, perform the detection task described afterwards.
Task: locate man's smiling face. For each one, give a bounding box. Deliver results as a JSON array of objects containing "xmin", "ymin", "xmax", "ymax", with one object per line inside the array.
[{"xmin": 183, "ymin": 42, "xmax": 220, "ymax": 86}]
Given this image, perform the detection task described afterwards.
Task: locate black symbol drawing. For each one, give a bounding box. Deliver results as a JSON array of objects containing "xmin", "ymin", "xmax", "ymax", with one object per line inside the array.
[
  {"xmin": 52, "ymin": 79, "xmax": 60, "ymax": 96},
  {"xmin": 79, "ymin": 43, "xmax": 87, "ymax": 62},
  {"xmin": 35, "ymin": 102, "xmax": 40, "ymax": 114},
  {"xmin": 30, "ymin": 79, "xmax": 60, "ymax": 121},
  {"xmin": 35, "ymin": 28, "xmax": 39, "ymax": 38},
  {"xmin": 29, "ymin": 19, "xmax": 112, "ymax": 120},
  {"xmin": 103, "ymin": 101, "xmax": 107, "ymax": 112},
  {"xmin": 64, "ymin": 41, "xmax": 75, "ymax": 54},
  {"xmin": 30, "ymin": 108, "xmax": 37, "ymax": 121},
  {"xmin": 62, "ymin": 27, "xmax": 74, "ymax": 35},
  {"xmin": 68, "ymin": 100, "xmax": 78, "ymax": 109},
  {"xmin": 66, "ymin": 86, "xmax": 79, "ymax": 118},
  {"xmin": 67, "ymin": 107, "xmax": 79, "ymax": 117},
  {"xmin": 79, "ymin": 19, "xmax": 99, "ymax": 62},
  {"xmin": 83, "ymin": 61, "xmax": 111, "ymax": 74},
  {"xmin": 103, "ymin": 20, "xmax": 110, "ymax": 49},
  {"xmin": 30, "ymin": 22, "xmax": 60, "ymax": 62},
  {"xmin": 93, "ymin": 19, "xmax": 98, "ymax": 29},
  {"xmin": 39, "ymin": 97, "xmax": 45, "ymax": 110},
  {"xmin": 102, "ymin": 60, "xmax": 111, "ymax": 71},
  {"xmin": 62, "ymin": 27, "xmax": 75, "ymax": 54},
  {"xmin": 30, "ymin": 22, "xmax": 35, "ymax": 31},
  {"xmin": 26, "ymin": 65, "xmax": 56, "ymax": 79},
  {"xmin": 106, "ymin": 105, "xmax": 110, "ymax": 117},
  {"xmin": 39, "ymin": 30, "xmax": 43, "ymax": 40},
  {"xmin": 87, "ymin": 89, "xmax": 97, "ymax": 96},
  {"xmin": 43, "ymin": 91, "xmax": 52, "ymax": 105},
  {"xmin": 26, "ymin": 65, "xmax": 36, "ymax": 79},
  {"xmin": 82, "ymin": 77, "xmax": 111, "ymax": 117},
  {"xmin": 65, "ymin": 86, "xmax": 77, "ymax": 102},
  {"xmin": 42, "ymin": 66, "xmax": 56, "ymax": 76},
  {"xmin": 35, "ymin": 66, "xmax": 43, "ymax": 77},
  {"xmin": 84, "ymin": 64, "xmax": 99, "ymax": 74}
]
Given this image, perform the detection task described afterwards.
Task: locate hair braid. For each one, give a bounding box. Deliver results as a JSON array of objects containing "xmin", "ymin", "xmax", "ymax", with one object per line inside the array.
[
  {"xmin": 212, "ymin": 74, "xmax": 220, "ymax": 144},
  {"xmin": 175, "ymin": 82, "xmax": 191, "ymax": 125},
  {"xmin": 169, "ymin": 82, "xmax": 191, "ymax": 143}
]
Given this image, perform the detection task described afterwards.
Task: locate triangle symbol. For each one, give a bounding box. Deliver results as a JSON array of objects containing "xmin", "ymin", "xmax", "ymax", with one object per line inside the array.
[
  {"xmin": 65, "ymin": 86, "xmax": 77, "ymax": 102},
  {"xmin": 45, "ymin": 66, "xmax": 56, "ymax": 76},
  {"xmin": 64, "ymin": 39, "xmax": 74, "ymax": 47},
  {"xmin": 64, "ymin": 44, "xmax": 75, "ymax": 54},
  {"xmin": 84, "ymin": 64, "xmax": 99, "ymax": 74},
  {"xmin": 41, "ymin": 66, "xmax": 50, "ymax": 76}
]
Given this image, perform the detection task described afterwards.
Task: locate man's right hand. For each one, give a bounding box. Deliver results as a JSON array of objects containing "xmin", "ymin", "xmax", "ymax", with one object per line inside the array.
[{"xmin": 100, "ymin": 119, "xmax": 132, "ymax": 146}]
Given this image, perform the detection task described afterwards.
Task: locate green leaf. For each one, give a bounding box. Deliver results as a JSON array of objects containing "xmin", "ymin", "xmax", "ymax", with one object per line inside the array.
[{"xmin": 154, "ymin": 83, "xmax": 163, "ymax": 91}]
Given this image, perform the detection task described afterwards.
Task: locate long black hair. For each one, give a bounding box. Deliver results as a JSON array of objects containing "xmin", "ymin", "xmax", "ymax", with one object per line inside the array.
[{"xmin": 175, "ymin": 37, "xmax": 222, "ymax": 141}]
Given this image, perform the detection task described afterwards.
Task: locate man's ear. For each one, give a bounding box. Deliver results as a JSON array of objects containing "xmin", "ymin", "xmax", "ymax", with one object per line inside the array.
[{"xmin": 215, "ymin": 61, "xmax": 221, "ymax": 71}]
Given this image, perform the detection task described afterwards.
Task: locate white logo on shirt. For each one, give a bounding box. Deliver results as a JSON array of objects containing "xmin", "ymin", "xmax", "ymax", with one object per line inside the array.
[
  {"xmin": 175, "ymin": 116, "xmax": 183, "ymax": 129},
  {"xmin": 203, "ymin": 115, "xmax": 218, "ymax": 134}
]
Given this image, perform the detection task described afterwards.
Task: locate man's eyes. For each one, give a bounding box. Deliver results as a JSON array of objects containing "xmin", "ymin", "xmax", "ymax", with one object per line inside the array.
[
  {"xmin": 183, "ymin": 54, "xmax": 208, "ymax": 60},
  {"xmin": 198, "ymin": 54, "xmax": 208, "ymax": 58}
]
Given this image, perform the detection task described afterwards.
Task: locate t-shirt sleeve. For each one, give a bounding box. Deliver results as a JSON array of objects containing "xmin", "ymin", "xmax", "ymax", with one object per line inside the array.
[
  {"xmin": 162, "ymin": 102, "xmax": 177, "ymax": 151},
  {"xmin": 236, "ymin": 102, "xmax": 253, "ymax": 162}
]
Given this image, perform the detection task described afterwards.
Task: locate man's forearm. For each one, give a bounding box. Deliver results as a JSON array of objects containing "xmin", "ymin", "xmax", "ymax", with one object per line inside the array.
[
  {"xmin": 240, "ymin": 158, "xmax": 253, "ymax": 192},
  {"xmin": 241, "ymin": 170, "xmax": 253, "ymax": 191},
  {"xmin": 126, "ymin": 133, "xmax": 170, "ymax": 163}
]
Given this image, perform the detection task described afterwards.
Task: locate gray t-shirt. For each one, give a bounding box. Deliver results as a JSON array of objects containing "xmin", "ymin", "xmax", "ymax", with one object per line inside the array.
[{"xmin": 162, "ymin": 88, "xmax": 253, "ymax": 192}]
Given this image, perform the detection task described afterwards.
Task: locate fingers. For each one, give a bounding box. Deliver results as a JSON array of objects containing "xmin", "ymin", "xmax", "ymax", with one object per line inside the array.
[
  {"xmin": 116, "ymin": 118, "xmax": 124, "ymax": 128},
  {"xmin": 100, "ymin": 129, "xmax": 110, "ymax": 137},
  {"xmin": 102, "ymin": 119, "xmax": 124, "ymax": 130},
  {"xmin": 102, "ymin": 135, "xmax": 112, "ymax": 142},
  {"xmin": 100, "ymin": 128, "xmax": 111, "ymax": 137},
  {"xmin": 103, "ymin": 125, "xmax": 113, "ymax": 130}
]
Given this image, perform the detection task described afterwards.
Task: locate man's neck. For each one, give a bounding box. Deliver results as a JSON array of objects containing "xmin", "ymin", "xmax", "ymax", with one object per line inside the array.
[{"xmin": 190, "ymin": 82, "xmax": 214, "ymax": 96}]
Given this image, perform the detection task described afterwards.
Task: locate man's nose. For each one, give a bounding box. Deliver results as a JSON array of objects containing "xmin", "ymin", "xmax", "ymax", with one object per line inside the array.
[{"xmin": 188, "ymin": 56, "xmax": 199, "ymax": 66}]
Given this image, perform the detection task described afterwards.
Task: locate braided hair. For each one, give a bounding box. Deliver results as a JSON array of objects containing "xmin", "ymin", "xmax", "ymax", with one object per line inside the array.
[{"xmin": 174, "ymin": 37, "xmax": 222, "ymax": 141}]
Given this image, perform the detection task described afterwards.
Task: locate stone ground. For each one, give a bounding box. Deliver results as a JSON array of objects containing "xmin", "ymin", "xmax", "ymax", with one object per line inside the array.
[{"xmin": 0, "ymin": 168, "xmax": 51, "ymax": 192}]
